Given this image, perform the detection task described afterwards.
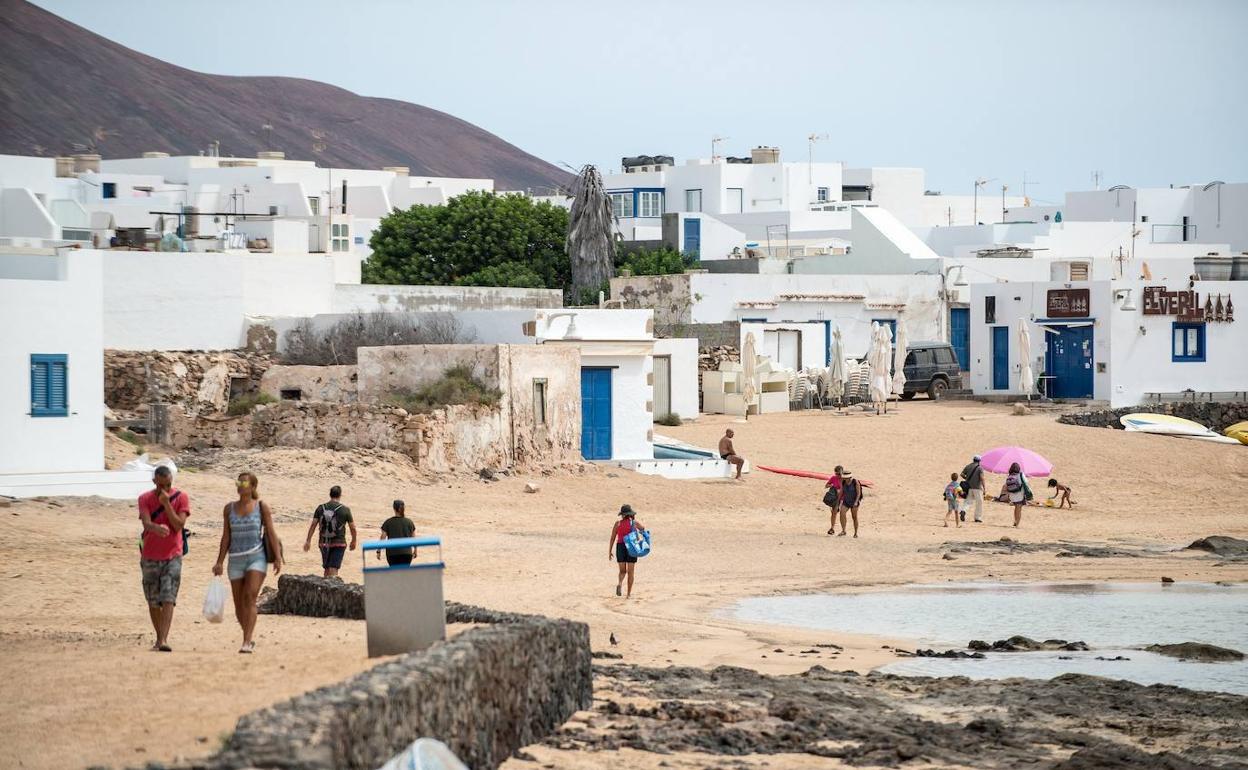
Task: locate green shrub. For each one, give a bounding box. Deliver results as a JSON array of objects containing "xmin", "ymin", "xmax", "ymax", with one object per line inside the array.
[
  {"xmin": 226, "ymin": 392, "xmax": 277, "ymax": 416},
  {"xmin": 383, "ymin": 365, "xmax": 501, "ymax": 414},
  {"xmin": 656, "ymin": 412, "xmax": 683, "ymax": 427},
  {"xmin": 117, "ymin": 429, "xmax": 144, "ymax": 447}
]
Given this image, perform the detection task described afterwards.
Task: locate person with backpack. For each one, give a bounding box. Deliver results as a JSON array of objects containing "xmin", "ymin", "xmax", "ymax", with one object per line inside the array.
[
  {"xmin": 137, "ymin": 465, "xmax": 190, "ymax": 652},
  {"xmin": 608, "ymin": 504, "xmax": 646, "ymax": 598},
  {"xmin": 838, "ymin": 470, "xmax": 864, "ymax": 538},
  {"xmin": 303, "ymin": 485, "xmax": 356, "ymax": 577},
  {"xmin": 212, "ymin": 472, "xmax": 281, "ymax": 654},
  {"xmin": 960, "ymin": 454, "xmax": 987, "ymax": 523},
  {"xmin": 943, "ymin": 472, "xmax": 963, "ymax": 528},
  {"xmin": 1005, "ymin": 462, "xmax": 1031, "ymax": 527},
  {"xmin": 823, "ymin": 464, "xmax": 844, "ymax": 535}
]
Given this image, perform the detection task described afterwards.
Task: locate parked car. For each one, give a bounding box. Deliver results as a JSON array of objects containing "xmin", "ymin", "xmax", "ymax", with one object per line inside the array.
[{"xmin": 900, "ymin": 342, "xmax": 963, "ymax": 400}]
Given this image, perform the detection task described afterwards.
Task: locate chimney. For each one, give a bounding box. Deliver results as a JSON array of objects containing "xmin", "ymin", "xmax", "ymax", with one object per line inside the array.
[
  {"xmin": 73, "ymin": 153, "xmax": 101, "ymax": 173},
  {"xmin": 383, "ymin": 166, "xmax": 410, "ymax": 176},
  {"xmin": 55, "ymin": 156, "xmax": 76, "ymax": 177}
]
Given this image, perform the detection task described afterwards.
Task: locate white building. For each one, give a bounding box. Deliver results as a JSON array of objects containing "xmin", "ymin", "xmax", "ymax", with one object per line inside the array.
[
  {"xmin": 0, "ymin": 247, "xmax": 147, "ymax": 497},
  {"xmin": 1061, "ymin": 182, "xmax": 1248, "ymax": 252},
  {"xmin": 969, "ymin": 278, "xmax": 1245, "ymax": 407}
]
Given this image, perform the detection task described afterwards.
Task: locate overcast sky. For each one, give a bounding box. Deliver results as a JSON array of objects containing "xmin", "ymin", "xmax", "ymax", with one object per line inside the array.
[{"xmin": 33, "ymin": 0, "xmax": 1248, "ymax": 203}]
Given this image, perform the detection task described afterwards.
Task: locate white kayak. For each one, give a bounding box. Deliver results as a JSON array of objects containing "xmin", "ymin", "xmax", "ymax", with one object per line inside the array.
[{"xmin": 1119, "ymin": 413, "xmax": 1220, "ymax": 437}]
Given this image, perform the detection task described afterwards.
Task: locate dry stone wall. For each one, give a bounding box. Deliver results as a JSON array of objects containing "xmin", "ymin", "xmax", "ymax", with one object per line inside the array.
[
  {"xmin": 104, "ymin": 350, "xmax": 272, "ymax": 413},
  {"xmin": 144, "ymin": 575, "xmax": 591, "ymax": 770},
  {"xmin": 163, "ymin": 401, "xmax": 511, "ymax": 474},
  {"xmin": 1058, "ymin": 401, "xmax": 1248, "ymax": 432}
]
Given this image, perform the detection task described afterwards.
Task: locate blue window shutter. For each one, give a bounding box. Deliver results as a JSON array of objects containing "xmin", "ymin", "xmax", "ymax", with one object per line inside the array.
[{"xmin": 30, "ymin": 354, "xmax": 68, "ymax": 416}]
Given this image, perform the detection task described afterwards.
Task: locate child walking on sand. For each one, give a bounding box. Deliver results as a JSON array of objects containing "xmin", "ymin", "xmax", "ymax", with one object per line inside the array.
[
  {"xmin": 943, "ymin": 473, "xmax": 963, "ymax": 528},
  {"xmin": 1048, "ymin": 478, "xmax": 1076, "ymax": 509}
]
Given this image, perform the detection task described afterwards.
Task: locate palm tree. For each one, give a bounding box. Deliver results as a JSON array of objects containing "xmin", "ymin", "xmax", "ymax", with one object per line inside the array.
[{"xmin": 566, "ymin": 164, "xmax": 615, "ymax": 304}]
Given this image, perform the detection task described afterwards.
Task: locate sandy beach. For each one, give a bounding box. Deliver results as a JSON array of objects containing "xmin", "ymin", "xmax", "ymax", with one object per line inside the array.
[{"xmin": 3, "ymin": 400, "xmax": 1247, "ymax": 769}]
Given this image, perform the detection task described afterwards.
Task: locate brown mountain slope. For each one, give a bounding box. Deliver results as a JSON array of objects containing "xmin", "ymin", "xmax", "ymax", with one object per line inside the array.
[{"xmin": 0, "ymin": 0, "xmax": 569, "ymax": 192}]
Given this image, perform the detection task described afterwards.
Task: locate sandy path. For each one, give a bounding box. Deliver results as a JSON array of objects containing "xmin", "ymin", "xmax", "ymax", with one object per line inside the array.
[{"xmin": 3, "ymin": 401, "xmax": 1246, "ymax": 769}]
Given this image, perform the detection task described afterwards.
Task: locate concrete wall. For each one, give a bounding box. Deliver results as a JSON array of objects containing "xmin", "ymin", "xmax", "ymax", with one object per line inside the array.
[
  {"xmin": 357, "ymin": 344, "xmax": 504, "ymax": 403},
  {"xmin": 333, "ymin": 284, "xmax": 562, "ymax": 314},
  {"xmin": 611, "ymin": 272, "xmax": 694, "ymax": 329},
  {"xmin": 653, "ymin": 338, "xmax": 700, "ymax": 419},
  {"xmin": 741, "ymin": 321, "xmax": 829, "ymax": 370},
  {"xmin": 0, "ymin": 188, "xmax": 57, "ymax": 239},
  {"xmin": 0, "ymin": 251, "xmax": 104, "ymax": 474}
]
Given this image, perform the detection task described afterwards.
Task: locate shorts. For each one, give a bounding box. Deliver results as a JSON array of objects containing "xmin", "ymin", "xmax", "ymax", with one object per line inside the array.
[
  {"xmin": 228, "ymin": 548, "xmax": 268, "ymax": 580},
  {"xmin": 141, "ymin": 557, "xmax": 182, "ymax": 606},
  {"xmin": 385, "ymin": 551, "xmax": 413, "ymax": 567},
  {"xmin": 320, "ymin": 545, "xmax": 346, "ymax": 570},
  {"xmin": 947, "ymin": 500, "xmax": 960, "ymax": 512},
  {"xmin": 615, "ymin": 542, "xmax": 637, "ymax": 564}
]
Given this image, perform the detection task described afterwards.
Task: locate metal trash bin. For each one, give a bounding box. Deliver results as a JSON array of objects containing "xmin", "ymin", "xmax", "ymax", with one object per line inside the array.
[{"xmin": 362, "ymin": 536, "xmax": 446, "ymax": 657}]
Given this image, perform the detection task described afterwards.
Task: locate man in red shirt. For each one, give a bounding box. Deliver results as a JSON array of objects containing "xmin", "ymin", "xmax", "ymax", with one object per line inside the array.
[{"xmin": 137, "ymin": 466, "xmax": 190, "ymax": 652}]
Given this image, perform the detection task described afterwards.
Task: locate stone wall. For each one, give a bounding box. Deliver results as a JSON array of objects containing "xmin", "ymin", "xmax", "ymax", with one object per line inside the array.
[
  {"xmin": 163, "ymin": 401, "xmax": 512, "ymax": 474},
  {"xmin": 356, "ymin": 344, "xmax": 503, "ymax": 403},
  {"xmin": 181, "ymin": 575, "xmax": 591, "ymax": 770},
  {"xmin": 259, "ymin": 364, "xmax": 358, "ymax": 404},
  {"xmin": 1058, "ymin": 401, "xmax": 1248, "ymax": 432},
  {"xmin": 104, "ymin": 349, "xmax": 272, "ymax": 414}
]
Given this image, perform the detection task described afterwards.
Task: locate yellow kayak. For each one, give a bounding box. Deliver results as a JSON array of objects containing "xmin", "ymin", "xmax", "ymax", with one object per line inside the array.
[{"xmin": 1226, "ymin": 421, "xmax": 1248, "ymax": 446}]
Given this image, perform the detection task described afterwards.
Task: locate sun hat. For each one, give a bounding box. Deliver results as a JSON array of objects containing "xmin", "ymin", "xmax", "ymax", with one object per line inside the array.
[
  {"xmin": 973, "ymin": 454, "xmax": 981, "ymax": 461},
  {"xmin": 619, "ymin": 504, "xmax": 636, "ymax": 516},
  {"xmin": 840, "ymin": 470, "xmax": 854, "ymax": 479}
]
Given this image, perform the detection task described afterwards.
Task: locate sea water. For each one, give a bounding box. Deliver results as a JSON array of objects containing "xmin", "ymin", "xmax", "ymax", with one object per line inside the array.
[{"xmin": 731, "ymin": 582, "xmax": 1248, "ymax": 694}]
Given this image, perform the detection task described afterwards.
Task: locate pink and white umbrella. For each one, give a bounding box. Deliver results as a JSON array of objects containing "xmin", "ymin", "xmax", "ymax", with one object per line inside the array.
[{"xmin": 978, "ymin": 445, "xmax": 1053, "ymax": 477}]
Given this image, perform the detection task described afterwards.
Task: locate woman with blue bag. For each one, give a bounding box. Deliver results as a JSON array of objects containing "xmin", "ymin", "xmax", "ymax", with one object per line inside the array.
[{"xmin": 608, "ymin": 504, "xmax": 648, "ymax": 598}]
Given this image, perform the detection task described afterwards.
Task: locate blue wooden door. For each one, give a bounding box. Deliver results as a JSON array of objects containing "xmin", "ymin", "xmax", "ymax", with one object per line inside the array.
[
  {"xmin": 683, "ymin": 218, "xmax": 701, "ymax": 258},
  {"xmin": 949, "ymin": 308, "xmax": 969, "ymax": 370},
  {"xmin": 1045, "ymin": 326, "xmax": 1094, "ymax": 398},
  {"xmin": 991, "ymin": 326, "xmax": 1009, "ymax": 390},
  {"xmin": 580, "ymin": 368, "xmax": 613, "ymax": 460}
]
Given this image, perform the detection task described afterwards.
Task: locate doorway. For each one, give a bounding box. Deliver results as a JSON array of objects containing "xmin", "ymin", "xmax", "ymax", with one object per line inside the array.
[
  {"xmin": 580, "ymin": 368, "xmax": 613, "ymax": 460},
  {"xmin": 763, "ymin": 329, "xmax": 802, "ymax": 371},
  {"xmin": 991, "ymin": 326, "xmax": 1009, "ymax": 390},
  {"xmin": 1044, "ymin": 325, "xmax": 1094, "ymax": 399},
  {"xmin": 949, "ymin": 308, "xmax": 969, "ymax": 369}
]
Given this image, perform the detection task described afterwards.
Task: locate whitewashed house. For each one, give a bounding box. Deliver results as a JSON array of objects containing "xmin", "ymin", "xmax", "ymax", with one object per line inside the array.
[{"xmin": 0, "ymin": 247, "xmax": 147, "ymax": 497}]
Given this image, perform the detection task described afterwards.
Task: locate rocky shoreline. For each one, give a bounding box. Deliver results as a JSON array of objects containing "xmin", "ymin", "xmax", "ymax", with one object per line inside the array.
[{"xmin": 544, "ymin": 664, "xmax": 1248, "ymax": 769}]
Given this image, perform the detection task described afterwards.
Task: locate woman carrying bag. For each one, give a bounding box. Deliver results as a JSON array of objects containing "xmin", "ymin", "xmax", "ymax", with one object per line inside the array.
[
  {"xmin": 608, "ymin": 504, "xmax": 647, "ymax": 599},
  {"xmin": 212, "ymin": 472, "xmax": 282, "ymax": 653}
]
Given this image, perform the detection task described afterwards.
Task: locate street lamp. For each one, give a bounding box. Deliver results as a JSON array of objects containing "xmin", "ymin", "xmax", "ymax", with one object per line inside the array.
[{"xmin": 973, "ymin": 178, "xmax": 995, "ymax": 225}]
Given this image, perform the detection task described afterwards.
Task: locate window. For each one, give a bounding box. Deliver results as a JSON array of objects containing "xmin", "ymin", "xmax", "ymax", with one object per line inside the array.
[
  {"xmin": 935, "ymin": 347, "xmax": 958, "ymax": 365},
  {"xmin": 727, "ymin": 187, "xmax": 744, "ymax": 213},
  {"xmin": 817, "ymin": 187, "xmax": 829, "ymax": 202},
  {"xmin": 1069, "ymin": 262, "xmax": 1090, "ymax": 281},
  {"xmin": 309, "ymin": 197, "xmax": 320, "ymax": 216},
  {"xmin": 1140, "ymin": 215, "xmax": 1149, "ymax": 223},
  {"xmin": 638, "ymin": 190, "xmax": 663, "ymax": 218},
  {"xmin": 533, "ymin": 379, "xmax": 548, "ymax": 426},
  {"xmin": 101, "ymin": 182, "xmax": 116, "ymax": 199},
  {"xmin": 684, "ymin": 189, "xmax": 702, "ymax": 212},
  {"xmin": 30, "ymin": 354, "xmax": 68, "ymax": 417},
  {"xmin": 331, "ymin": 223, "xmax": 350, "ymax": 252},
  {"xmin": 1172, "ymin": 323, "xmax": 1205, "ymax": 362},
  {"xmin": 609, "ymin": 193, "xmax": 633, "ymax": 218},
  {"xmin": 985, "ymin": 296, "xmax": 997, "ymax": 324}
]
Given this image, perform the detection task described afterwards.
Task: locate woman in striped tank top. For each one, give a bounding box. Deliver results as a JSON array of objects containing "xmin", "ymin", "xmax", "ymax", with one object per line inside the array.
[{"xmin": 212, "ymin": 471, "xmax": 282, "ymax": 653}]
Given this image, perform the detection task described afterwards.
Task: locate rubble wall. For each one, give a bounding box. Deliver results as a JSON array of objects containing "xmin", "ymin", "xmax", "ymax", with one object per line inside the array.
[
  {"xmin": 259, "ymin": 364, "xmax": 358, "ymax": 404},
  {"xmin": 104, "ymin": 349, "xmax": 272, "ymax": 413},
  {"xmin": 1058, "ymin": 402, "xmax": 1248, "ymax": 432}
]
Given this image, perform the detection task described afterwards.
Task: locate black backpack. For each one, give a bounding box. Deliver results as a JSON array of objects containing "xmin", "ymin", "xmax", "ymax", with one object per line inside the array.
[{"xmin": 318, "ymin": 502, "xmax": 347, "ymax": 540}]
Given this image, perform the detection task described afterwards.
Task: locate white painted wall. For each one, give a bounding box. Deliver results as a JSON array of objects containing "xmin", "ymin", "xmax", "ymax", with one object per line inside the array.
[
  {"xmin": 0, "ymin": 250, "xmax": 104, "ymax": 474},
  {"xmin": 582, "ymin": 353, "xmax": 653, "ymax": 461},
  {"xmin": 103, "ymin": 251, "xmax": 246, "ymax": 350},
  {"xmin": 843, "ymin": 167, "xmax": 925, "ymax": 227},
  {"xmin": 920, "ymin": 192, "xmax": 1027, "ymax": 227},
  {"xmin": 741, "ymin": 322, "xmax": 829, "ymax": 369},
  {"xmin": 653, "ymin": 338, "xmax": 699, "ymax": 420},
  {"xmin": 241, "ymin": 254, "xmax": 336, "ymax": 318},
  {"xmin": 0, "ymin": 188, "xmax": 57, "ymax": 239}
]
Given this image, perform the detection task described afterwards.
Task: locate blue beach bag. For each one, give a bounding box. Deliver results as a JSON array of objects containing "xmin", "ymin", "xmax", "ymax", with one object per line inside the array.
[{"xmin": 624, "ymin": 528, "xmax": 652, "ymax": 559}]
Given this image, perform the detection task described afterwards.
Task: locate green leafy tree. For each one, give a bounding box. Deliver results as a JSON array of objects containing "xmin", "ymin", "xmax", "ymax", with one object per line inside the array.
[
  {"xmin": 363, "ymin": 191, "xmax": 570, "ymax": 291},
  {"xmin": 616, "ymin": 247, "xmax": 697, "ymax": 276}
]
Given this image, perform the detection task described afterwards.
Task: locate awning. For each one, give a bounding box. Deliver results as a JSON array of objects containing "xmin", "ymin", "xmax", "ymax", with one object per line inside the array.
[{"xmin": 1035, "ymin": 318, "xmax": 1094, "ymax": 333}]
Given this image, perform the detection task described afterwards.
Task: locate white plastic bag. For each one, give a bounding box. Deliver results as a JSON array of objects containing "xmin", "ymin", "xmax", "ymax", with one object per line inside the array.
[
  {"xmin": 202, "ymin": 577, "xmax": 227, "ymax": 623},
  {"xmin": 122, "ymin": 453, "xmax": 178, "ymax": 478}
]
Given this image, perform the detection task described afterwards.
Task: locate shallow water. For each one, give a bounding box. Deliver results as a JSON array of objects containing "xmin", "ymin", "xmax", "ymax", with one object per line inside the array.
[{"xmin": 732, "ymin": 582, "xmax": 1248, "ymax": 694}]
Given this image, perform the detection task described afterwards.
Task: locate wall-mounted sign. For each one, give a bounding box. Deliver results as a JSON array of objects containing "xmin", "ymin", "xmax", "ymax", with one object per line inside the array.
[
  {"xmin": 1046, "ymin": 288, "xmax": 1090, "ymax": 318},
  {"xmin": 1142, "ymin": 286, "xmax": 1234, "ymax": 322}
]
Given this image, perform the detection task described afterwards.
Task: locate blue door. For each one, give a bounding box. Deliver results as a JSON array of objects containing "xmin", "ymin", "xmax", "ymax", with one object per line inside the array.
[
  {"xmin": 991, "ymin": 326, "xmax": 1009, "ymax": 390},
  {"xmin": 1045, "ymin": 325, "xmax": 1094, "ymax": 399},
  {"xmin": 949, "ymin": 308, "xmax": 969, "ymax": 370},
  {"xmin": 683, "ymin": 218, "xmax": 701, "ymax": 258},
  {"xmin": 580, "ymin": 368, "xmax": 613, "ymax": 460}
]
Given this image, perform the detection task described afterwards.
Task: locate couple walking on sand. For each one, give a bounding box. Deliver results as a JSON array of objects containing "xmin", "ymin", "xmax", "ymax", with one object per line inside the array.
[
  {"xmin": 823, "ymin": 466, "xmax": 864, "ymax": 537},
  {"xmin": 138, "ymin": 468, "xmax": 282, "ymax": 655},
  {"xmin": 301, "ymin": 487, "xmax": 417, "ymax": 569}
]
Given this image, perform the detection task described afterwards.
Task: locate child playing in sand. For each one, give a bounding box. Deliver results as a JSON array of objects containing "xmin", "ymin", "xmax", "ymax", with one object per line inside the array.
[
  {"xmin": 1048, "ymin": 478, "xmax": 1075, "ymax": 509},
  {"xmin": 943, "ymin": 473, "xmax": 963, "ymax": 528}
]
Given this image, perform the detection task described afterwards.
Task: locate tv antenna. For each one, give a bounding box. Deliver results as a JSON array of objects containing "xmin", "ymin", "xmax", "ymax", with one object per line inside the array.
[
  {"xmin": 711, "ymin": 135, "xmax": 730, "ymax": 163},
  {"xmin": 1092, "ymin": 170, "xmax": 1103, "ymax": 190},
  {"xmin": 807, "ymin": 133, "xmax": 829, "ymax": 183}
]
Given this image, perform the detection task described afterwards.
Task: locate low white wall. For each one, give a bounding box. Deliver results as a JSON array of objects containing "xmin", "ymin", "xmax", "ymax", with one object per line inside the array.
[
  {"xmin": 242, "ymin": 254, "xmax": 336, "ymax": 318},
  {"xmin": 653, "ymin": 338, "xmax": 699, "ymax": 419},
  {"xmin": 335, "ymin": 284, "xmax": 562, "ymax": 314},
  {"xmin": 0, "ymin": 251, "xmax": 104, "ymax": 474},
  {"xmin": 103, "ymin": 251, "xmax": 246, "ymax": 350}
]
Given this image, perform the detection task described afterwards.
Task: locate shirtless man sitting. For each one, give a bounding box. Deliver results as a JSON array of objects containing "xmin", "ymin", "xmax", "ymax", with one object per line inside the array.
[{"xmin": 718, "ymin": 429, "xmax": 745, "ymax": 480}]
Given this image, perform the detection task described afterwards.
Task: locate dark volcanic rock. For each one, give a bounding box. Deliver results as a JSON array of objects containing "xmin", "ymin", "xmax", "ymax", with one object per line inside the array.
[
  {"xmin": 915, "ymin": 649, "xmax": 986, "ymax": 659},
  {"xmin": 1145, "ymin": 642, "xmax": 1245, "ymax": 662},
  {"xmin": 548, "ymin": 666, "xmax": 1248, "ymax": 768},
  {"xmin": 1187, "ymin": 536, "xmax": 1248, "ymax": 558}
]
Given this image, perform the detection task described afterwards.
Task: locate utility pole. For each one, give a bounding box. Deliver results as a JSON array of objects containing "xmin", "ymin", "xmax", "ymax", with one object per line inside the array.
[
  {"xmin": 807, "ymin": 133, "xmax": 829, "ymax": 184},
  {"xmin": 1092, "ymin": 170, "xmax": 1103, "ymax": 191},
  {"xmin": 973, "ymin": 178, "xmax": 994, "ymax": 225},
  {"xmin": 1001, "ymin": 184, "xmax": 1008, "ymax": 223}
]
